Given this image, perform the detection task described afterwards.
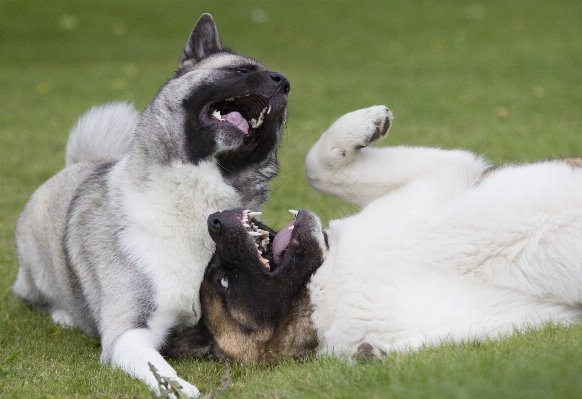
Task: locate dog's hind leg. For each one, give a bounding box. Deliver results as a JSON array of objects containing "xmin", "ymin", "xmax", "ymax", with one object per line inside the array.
[
  {"xmin": 305, "ymin": 106, "xmax": 490, "ymax": 207},
  {"xmin": 13, "ymin": 267, "xmax": 76, "ymax": 328},
  {"xmin": 108, "ymin": 328, "xmax": 200, "ymax": 397},
  {"xmin": 51, "ymin": 309, "xmax": 75, "ymax": 327}
]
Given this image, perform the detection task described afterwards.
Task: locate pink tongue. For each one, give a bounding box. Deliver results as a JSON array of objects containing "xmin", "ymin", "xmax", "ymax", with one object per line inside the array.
[
  {"xmin": 223, "ymin": 111, "xmax": 249, "ymax": 134},
  {"xmin": 272, "ymin": 219, "xmax": 295, "ymax": 265}
]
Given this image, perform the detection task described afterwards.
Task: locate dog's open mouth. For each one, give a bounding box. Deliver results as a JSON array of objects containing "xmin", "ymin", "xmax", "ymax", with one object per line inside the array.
[
  {"xmin": 206, "ymin": 94, "xmax": 271, "ymax": 143},
  {"xmin": 236, "ymin": 209, "xmax": 298, "ymax": 272}
]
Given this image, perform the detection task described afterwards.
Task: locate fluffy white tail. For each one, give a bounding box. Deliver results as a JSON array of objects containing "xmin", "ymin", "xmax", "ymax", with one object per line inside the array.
[{"xmin": 65, "ymin": 102, "xmax": 140, "ymax": 165}]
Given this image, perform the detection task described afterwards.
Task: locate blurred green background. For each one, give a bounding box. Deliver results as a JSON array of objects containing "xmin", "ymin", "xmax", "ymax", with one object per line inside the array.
[{"xmin": 1, "ymin": 1, "xmax": 581, "ymax": 398}]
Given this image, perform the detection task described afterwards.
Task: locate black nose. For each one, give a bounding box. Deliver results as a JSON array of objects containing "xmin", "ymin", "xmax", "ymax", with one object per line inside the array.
[
  {"xmin": 208, "ymin": 213, "xmax": 222, "ymax": 235},
  {"xmin": 270, "ymin": 72, "xmax": 290, "ymax": 94}
]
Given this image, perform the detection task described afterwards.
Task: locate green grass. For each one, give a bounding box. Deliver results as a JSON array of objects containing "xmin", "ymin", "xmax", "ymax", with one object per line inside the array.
[{"xmin": 1, "ymin": 0, "xmax": 582, "ymax": 397}]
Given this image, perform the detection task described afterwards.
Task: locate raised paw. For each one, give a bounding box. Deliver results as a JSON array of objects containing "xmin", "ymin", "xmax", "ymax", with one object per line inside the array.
[
  {"xmin": 354, "ymin": 105, "xmax": 393, "ymax": 147},
  {"xmin": 326, "ymin": 106, "xmax": 393, "ymax": 158}
]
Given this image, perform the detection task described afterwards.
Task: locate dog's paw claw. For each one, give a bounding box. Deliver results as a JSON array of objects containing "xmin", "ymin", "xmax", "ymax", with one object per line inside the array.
[
  {"xmin": 355, "ymin": 106, "xmax": 393, "ymax": 149},
  {"xmin": 328, "ymin": 106, "xmax": 393, "ymax": 158},
  {"xmin": 368, "ymin": 110, "xmax": 393, "ymax": 144}
]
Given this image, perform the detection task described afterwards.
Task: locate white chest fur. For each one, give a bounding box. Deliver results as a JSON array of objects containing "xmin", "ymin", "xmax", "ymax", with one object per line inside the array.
[{"xmin": 113, "ymin": 159, "xmax": 240, "ymax": 326}]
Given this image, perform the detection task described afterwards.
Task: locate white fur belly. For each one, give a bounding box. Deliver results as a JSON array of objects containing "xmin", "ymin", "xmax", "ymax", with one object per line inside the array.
[
  {"xmin": 309, "ymin": 168, "xmax": 582, "ymax": 356},
  {"xmin": 312, "ymin": 260, "xmax": 579, "ymax": 356}
]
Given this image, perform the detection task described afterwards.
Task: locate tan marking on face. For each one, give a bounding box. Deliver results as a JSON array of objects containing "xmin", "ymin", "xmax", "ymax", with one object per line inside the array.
[
  {"xmin": 201, "ymin": 284, "xmax": 273, "ymax": 363},
  {"xmin": 267, "ymin": 288, "xmax": 318, "ymax": 360},
  {"xmin": 201, "ymin": 284, "xmax": 317, "ymax": 364}
]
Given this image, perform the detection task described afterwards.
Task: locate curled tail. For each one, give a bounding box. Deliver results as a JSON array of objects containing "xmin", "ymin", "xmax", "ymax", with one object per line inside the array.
[{"xmin": 65, "ymin": 102, "xmax": 140, "ymax": 165}]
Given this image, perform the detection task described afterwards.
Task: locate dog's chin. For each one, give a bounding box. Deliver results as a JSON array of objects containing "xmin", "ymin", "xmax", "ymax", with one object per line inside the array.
[
  {"xmin": 200, "ymin": 94, "xmax": 274, "ymax": 152},
  {"xmin": 203, "ymin": 123, "xmax": 275, "ymax": 154}
]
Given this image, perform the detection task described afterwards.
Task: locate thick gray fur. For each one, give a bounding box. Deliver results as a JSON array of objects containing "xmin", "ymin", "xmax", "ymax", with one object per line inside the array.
[
  {"xmin": 13, "ymin": 13, "xmax": 288, "ymax": 397},
  {"xmin": 65, "ymin": 101, "xmax": 139, "ymax": 166}
]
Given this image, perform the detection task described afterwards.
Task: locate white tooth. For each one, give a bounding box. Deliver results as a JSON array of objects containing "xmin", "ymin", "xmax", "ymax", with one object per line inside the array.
[
  {"xmin": 212, "ymin": 110, "xmax": 223, "ymax": 120},
  {"xmin": 251, "ymin": 119, "xmax": 263, "ymax": 129},
  {"xmin": 248, "ymin": 211, "xmax": 262, "ymax": 219},
  {"xmin": 267, "ymin": 105, "xmax": 272, "ymax": 114},
  {"xmin": 288, "ymin": 225, "xmax": 294, "ymax": 230},
  {"xmin": 262, "ymin": 238, "xmax": 270, "ymax": 247},
  {"xmin": 243, "ymin": 223, "xmax": 250, "ymax": 228},
  {"xmin": 225, "ymin": 97, "xmax": 235, "ymax": 102},
  {"xmin": 261, "ymin": 231, "xmax": 269, "ymax": 237},
  {"xmin": 261, "ymin": 258, "xmax": 270, "ymax": 269},
  {"xmin": 248, "ymin": 231, "xmax": 262, "ymax": 237},
  {"xmin": 289, "ymin": 210, "xmax": 299, "ymax": 216},
  {"xmin": 250, "ymin": 107, "xmax": 269, "ymax": 129}
]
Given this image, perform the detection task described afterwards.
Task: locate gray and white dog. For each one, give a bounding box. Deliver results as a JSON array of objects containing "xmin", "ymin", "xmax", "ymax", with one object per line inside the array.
[{"xmin": 13, "ymin": 13, "xmax": 289, "ymax": 397}]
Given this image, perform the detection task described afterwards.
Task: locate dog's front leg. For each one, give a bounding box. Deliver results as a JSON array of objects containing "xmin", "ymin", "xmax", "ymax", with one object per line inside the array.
[
  {"xmin": 305, "ymin": 106, "xmax": 489, "ymax": 207},
  {"xmin": 109, "ymin": 328, "xmax": 200, "ymax": 397},
  {"xmin": 305, "ymin": 106, "xmax": 394, "ymax": 207}
]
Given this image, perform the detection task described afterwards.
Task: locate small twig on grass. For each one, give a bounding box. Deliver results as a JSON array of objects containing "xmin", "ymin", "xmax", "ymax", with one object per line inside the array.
[
  {"xmin": 200, "ymin": 364, "xmax": 231, "ymax": 399},
  {"xmin": 148, "ymin": 362, "xmax": 190, "ymax": 399}
]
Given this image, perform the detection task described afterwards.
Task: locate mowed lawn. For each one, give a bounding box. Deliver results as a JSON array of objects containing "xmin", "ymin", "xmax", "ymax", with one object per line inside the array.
[{"xmin": 1, "ymin": 0, "xmax": 582, "ymax": 398}]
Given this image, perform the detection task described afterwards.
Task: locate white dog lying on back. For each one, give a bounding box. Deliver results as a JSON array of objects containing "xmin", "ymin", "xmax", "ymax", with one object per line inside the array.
[{"xmin": 166, "ymin": 106, "xmax": 582, "ymax": 363}]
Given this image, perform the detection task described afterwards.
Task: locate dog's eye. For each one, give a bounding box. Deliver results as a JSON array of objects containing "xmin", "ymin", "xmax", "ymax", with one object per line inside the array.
[
  {"xmin": 220, "ymin": 275, "xmax": 229, "ymax": 289},
  {"xmin": 236, "ymin": 69, "xmax": 249, "ymax": 74}
]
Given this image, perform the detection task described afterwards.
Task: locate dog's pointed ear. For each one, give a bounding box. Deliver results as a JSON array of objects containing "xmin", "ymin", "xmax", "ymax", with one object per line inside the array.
[
  {"xmin": 163, "ymin": 319, "xmax": 222, "ymax": 360},
  {"xmin": 180, "ymin": 13, "xmax": 222, "ymax": 66}
]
